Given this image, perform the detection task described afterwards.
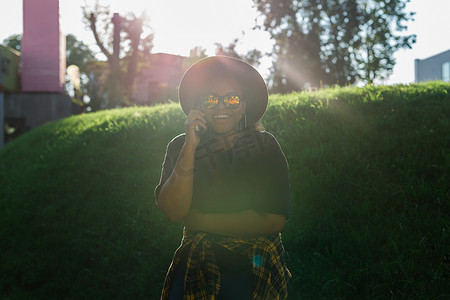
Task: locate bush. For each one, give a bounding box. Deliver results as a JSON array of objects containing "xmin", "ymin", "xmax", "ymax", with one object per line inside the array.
[{"xmin": 1, "ymin": 82, "xmax": 449, "ymax": 298}]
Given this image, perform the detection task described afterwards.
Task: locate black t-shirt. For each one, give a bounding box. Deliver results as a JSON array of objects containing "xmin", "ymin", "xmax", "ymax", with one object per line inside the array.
[{"xmin": 155, "ymin": 130, "xmax": 290, "ymax": 217}]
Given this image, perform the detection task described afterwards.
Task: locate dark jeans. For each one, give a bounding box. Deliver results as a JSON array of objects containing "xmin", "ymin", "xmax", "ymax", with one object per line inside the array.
[{"xmin": 168, "ymin": 263, "xmax": 253, "ymax": 300}]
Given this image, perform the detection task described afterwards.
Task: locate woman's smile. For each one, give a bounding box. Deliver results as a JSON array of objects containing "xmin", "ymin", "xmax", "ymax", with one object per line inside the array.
[{"xmin": 212, "ymin": 113, "xmax": 232, "ymax": 120}]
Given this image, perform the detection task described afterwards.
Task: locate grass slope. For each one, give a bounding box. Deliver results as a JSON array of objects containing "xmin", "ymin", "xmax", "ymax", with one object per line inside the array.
[{"xmin": 0, "ymin": 82, "xmax": 449, "ymax": 299}]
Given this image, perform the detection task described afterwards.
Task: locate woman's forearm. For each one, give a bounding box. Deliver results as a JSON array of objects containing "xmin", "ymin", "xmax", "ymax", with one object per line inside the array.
[
  {"xmin": 157, "ymin": 143, "xmax": 196, "ymax": 222},
  {"xmin": 184, "ymin": 209, "xmax": 287, "ymax": 238}
]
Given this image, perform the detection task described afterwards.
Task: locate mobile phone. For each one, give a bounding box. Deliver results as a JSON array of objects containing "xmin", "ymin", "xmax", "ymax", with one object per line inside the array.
[
  {"xmin": 194, "ymin": 105, "xmax": 204, "ymax": 137},
  {"xmin": 194, "ymin": 124, "xmax": 204, "ymax": 136}
]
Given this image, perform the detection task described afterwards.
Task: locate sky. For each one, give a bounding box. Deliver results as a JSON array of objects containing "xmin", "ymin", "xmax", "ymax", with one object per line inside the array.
[{"xmin": 1, "ymin": 0, "xmax": 449, "ymax": 85}]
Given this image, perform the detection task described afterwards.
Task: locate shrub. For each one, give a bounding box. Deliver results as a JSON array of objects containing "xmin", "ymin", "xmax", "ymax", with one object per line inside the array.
[{"xmin": 1, "ymin": 82, "xmax": 449, "ymax": 298}]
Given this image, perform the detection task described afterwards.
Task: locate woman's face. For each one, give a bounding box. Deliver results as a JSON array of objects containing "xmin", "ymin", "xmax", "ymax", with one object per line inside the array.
[{"xmin": 202, "ymin": 76, "xmax": 246, "ymax": 136}]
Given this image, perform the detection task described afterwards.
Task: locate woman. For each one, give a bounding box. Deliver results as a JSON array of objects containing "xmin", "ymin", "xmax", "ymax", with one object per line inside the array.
[{"xmin": 155, "ymin": 56, "xmax": 291, "ymax": 299}]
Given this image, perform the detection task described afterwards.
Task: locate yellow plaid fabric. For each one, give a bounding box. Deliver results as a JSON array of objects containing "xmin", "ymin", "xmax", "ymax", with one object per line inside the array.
[{"xmin": 161, "ymin": 229, "xmax": 291, "ymax": 299}]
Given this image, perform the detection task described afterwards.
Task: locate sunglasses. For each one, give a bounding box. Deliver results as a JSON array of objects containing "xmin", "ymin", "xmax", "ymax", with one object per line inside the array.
[{"xmin": 202, "ymin": 94, "xmax": 242, "ymax": 109}]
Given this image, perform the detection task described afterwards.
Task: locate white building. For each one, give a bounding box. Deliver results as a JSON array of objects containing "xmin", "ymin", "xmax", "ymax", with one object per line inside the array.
[{"xmin": 415, "ymin": 49, "xmax": 450, "ymax": 82}]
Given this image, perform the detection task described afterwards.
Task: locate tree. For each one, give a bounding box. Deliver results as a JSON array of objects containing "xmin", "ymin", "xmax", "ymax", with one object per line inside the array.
[
  {"xmin": 253, "ymin": 0, "xmax": 416, "ymax": 91},
  {"xmin": 2, "ymin": 34, "xmax": 21, "ymax": 52},
  {"xmin": 189, "ymin": 46, "xmax": 207, "ymax": 59},
  {"xmin": 242, "ymin": 49, "xmax": 263, "ymax": 69},
  {"xmin": 81, "ymin": 0, "xmax": 154, "ymax": 107},
  {"xmin": 2, "ymin": 33, "xmax": 96, "ymax": 71},
  {"xmin": 215, "ymin": 38, "xmax": 241, "ymax": 59},
  {"xmin": 63, "ymin": 34, "xmax": 98, "ymax": 112},
  {"xmin": 66, "ymin": 34, "xmax": 96, "ymax": 73},
  {"xmin": 352, "ymin": 1, "xmax": 416, "ymax": 84},
  {"xmin": 215, "ymin": 39, "xmax": 263, "ymax": 68}
]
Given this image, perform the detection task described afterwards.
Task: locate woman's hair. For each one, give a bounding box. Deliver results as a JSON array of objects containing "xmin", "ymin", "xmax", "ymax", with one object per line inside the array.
[
  {"xmin": 241, "ymin": 117, "xmax": 264, "ymax": 132},
  {"xmin": 254, "ymin": 122, "xmax": 265, "ymax": 131}
]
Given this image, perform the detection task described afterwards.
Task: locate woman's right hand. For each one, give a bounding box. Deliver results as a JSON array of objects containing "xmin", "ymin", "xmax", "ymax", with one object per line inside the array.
[{"xmin": 184, "ymin": 109, "xmax": 207, "ymax": 149}]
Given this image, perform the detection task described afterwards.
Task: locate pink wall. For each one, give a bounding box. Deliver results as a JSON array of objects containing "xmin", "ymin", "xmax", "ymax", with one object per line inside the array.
[{"xmin": 21, "ymin": 0, "xmax": 66, "ymax": 92}]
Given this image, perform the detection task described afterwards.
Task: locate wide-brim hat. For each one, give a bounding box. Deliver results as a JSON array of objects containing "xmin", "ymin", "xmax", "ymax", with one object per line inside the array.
[{"xmin": 179, "ymin": 56, "xmax": 268, "ymax": 124}]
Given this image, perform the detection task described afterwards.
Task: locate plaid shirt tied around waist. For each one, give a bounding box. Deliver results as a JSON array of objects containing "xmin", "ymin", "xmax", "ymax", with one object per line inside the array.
[{"xmin": 161, "ymin": 228, "xmax": 291, "ymax": 300}]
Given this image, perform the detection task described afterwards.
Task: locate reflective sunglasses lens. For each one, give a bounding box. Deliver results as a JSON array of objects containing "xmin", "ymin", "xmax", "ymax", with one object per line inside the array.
[
  {"xmin": 203, "ymin": 95, "xmax": 218, "ymax": 109},
  {"xmin": 224, "ymin": 95, "xmax": 241, "ymax": 108}
]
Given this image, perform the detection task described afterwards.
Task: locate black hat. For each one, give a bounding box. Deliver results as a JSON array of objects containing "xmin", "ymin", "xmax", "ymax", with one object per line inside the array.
[{"xmin": 179, "ymin": 56, "xmax": 268, "ymax": 124}]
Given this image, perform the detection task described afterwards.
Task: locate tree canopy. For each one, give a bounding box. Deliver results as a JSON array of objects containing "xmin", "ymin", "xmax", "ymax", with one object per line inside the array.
[
  {"xmin": 2, "ymin": 33, "xmax": 95, "ymax": 72},
  {"xmin": 65, "ymin": 34, "xmax": 97, "ymax": 73},
  {"xmin": 253, "ymin": 0, "xmax": 416, "ymax": 92},
  {"xmin": 2, "ymin": 34, "xmax": 21, "ymax": 52}
]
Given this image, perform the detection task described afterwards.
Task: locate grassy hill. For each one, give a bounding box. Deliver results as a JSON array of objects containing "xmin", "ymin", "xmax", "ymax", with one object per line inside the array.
[{"xmin": 0, "ymin": 82, "xmax": 449, "ymax": 299}]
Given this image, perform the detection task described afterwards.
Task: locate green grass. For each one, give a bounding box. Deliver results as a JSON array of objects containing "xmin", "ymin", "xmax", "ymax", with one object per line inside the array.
[{"xmin": 1, "ymin": 82, "xmax": 449, "ymax": 299}]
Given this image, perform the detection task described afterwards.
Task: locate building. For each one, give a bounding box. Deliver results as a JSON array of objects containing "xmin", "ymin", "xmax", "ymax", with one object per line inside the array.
[
  {"xmin": 415, "ymin": 49, "xmax": 450, "ymax": 82},
  {"xmin": 1, "ymin": 0, "xmax": 70, "ymax": 146},
  {"xmin": 132, "ymin": 53, "xmax": 186, "ymax": 105},
  {"xmin": 22, "ymin": 0, "xmax": 66, "ymax": 91},
  {"xmin": 88, "ymin": 53, "xmax": 202, "ymax": 106},
  {"xmin": 132, "ymin": 53, "xmax": 206, "ymax": 105}
]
